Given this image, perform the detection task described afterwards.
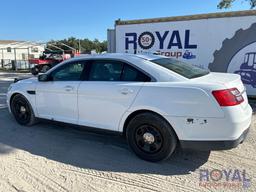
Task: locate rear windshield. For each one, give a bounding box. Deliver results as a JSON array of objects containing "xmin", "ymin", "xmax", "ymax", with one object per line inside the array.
[{"xmin": 151, "ymin": 58, "xmax": 209, "ymax": 79}]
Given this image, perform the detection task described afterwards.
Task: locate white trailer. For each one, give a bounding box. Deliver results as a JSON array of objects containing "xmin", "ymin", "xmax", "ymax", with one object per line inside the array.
[{"xmin": 108, "ymin": 10, "xmax": 256, "ymax": 96}]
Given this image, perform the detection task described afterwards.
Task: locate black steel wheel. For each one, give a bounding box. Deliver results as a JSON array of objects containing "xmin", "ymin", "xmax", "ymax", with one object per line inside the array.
[
  {"xmin": 11, "ymin": 94, "xmax": 36, "ymax": 126},
  {"xmin": 126, "ymin": 112, "xmax": 177, "ymax": 162},
  {"xmin": 135, "ymin": 125, "xmax": 163, "ymax": 154}
]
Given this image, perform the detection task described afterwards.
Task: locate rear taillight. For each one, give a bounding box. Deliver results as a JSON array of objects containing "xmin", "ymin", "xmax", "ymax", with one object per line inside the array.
[{"xmin": 212, "ymin": 88, "xmax": 244, "ymax": 106}]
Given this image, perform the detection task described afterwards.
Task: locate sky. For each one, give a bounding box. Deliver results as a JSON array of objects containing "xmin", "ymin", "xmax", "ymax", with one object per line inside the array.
[{"xmin": 0, "ymin": 0, "xmax": 250, "ymax": 42}]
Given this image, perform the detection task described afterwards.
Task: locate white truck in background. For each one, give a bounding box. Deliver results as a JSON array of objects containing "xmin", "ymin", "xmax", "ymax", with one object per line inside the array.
[{"xmin": 107, "ymin": 10, "xmax": 256, "ymax": 96}]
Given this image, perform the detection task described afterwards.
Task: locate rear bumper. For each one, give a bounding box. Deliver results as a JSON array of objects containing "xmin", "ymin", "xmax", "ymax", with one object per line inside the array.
[
  {"xmin": 180, "ymin": 127, "xmax": 250, "ymax": 150},
  {"xmin": 164, "ymin": 103, "xmax": 252, "ymax": 141}
]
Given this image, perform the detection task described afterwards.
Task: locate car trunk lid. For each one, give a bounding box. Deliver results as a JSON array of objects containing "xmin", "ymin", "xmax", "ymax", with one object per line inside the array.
[{"xmin": 192, "ymin": 72, "xmax": 248, "ymax": 109}]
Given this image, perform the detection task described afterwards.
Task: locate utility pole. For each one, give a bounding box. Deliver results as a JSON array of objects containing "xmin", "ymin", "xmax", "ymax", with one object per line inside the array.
[
  {"xmin": 79, "ymin": 39, "xmax": 81, "ymax": 53},
  {"xmin": 1, "ymin": 49, "xmax": 3, "ymax": 68},
  {"xmin": 14, "ymin": 48, "xmax": 17, "ymax": 71},
  {"xmin": 27, "ymin": 48, "xmax": 30, "ymax": 69}
]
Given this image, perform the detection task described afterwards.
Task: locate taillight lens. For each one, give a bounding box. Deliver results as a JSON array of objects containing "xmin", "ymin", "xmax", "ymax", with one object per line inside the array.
[{"xmin": 212, "ymin": 88, "xmax": 244, "ymax": 106}]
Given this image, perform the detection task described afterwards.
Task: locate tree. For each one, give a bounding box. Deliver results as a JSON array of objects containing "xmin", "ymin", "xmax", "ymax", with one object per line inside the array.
[
  {"xmin": 218, "ymin": 0, "xmax": 256, "ymax": 9},
  {"xmin": 47, "ymin": 38, "xmax": 107, "ymax": 54}
]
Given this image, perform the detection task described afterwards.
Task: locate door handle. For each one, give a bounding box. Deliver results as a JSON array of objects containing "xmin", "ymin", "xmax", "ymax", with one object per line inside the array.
[
  {"xmin": 120, "ymin": 88, "xmax": 134, "ymax": 95},
  {"xmin": 64, "ymin": 85, "xmax": 74, "ymax": 92}
]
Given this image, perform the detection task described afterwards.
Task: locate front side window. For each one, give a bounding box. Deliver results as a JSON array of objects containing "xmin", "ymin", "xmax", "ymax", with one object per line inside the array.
[
  {"xmin": 51, "ymin": 62, "xmax": 85, "ymax": 81},
  {"xmin": 151, "ymin": 58, "xmax": 209, "ymax": 79}
]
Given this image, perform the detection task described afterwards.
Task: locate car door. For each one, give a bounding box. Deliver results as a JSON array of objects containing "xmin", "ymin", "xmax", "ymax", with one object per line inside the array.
[
  {"xmin": 36, "ymin": 60, "xmax": 87, "ymax": 124},
  {"xmin": 78, "ymin": 59, "xmax": 151, "ymax": 131}
]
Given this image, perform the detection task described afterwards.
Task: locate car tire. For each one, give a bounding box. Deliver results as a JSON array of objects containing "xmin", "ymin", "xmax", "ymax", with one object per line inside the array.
[
  {"xmin": 11, "ymin": 94, "xmax": 37, "ymax": 126},
  {"xmin": 41, "ymin": 65, "xmax": 50, "ymax": 73},
  {"xmin": 31, "ymin": 66, "xmax": 39, "ymax": 75},
  {"xmin": 126, "ymin": 112, "xmax": 177, "ymax": 162}
]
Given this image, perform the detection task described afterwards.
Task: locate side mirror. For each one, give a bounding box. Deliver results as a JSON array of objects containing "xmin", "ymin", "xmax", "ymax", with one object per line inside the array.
[{"xmin": 38, "ymin": 74, "xmax": 50, "ymax": 82}]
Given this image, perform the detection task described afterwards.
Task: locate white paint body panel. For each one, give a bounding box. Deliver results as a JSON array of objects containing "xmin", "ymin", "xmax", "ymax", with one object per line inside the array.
[
  {"xmin": 7, "ymin": 54, "xmax": 252, "ymax": 142},
  {"xmin": 36, "ymin": 81, "xmax": 80, "ymax": 124},
  {"xmin": 78, "ymin": 82, "xmax": 143, "ymax": 130}
]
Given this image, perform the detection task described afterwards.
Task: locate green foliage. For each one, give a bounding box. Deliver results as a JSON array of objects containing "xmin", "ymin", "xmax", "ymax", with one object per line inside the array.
[
  {"xmin": 218, "ymin": 0, "xmax": 256, "ymax": 9},
  {"xmin": 218, "ymin": 0, "xmax": 234, "ymax": 9},
  {"xmin": 47, "ymin": 37, "xmax": 107, "ymax": 54}
]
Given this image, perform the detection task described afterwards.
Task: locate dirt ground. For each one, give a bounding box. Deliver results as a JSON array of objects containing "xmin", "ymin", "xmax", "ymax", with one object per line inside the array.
[{"xmin": 0, "ymin": 72, "xmax": 255, "ymax": 192}]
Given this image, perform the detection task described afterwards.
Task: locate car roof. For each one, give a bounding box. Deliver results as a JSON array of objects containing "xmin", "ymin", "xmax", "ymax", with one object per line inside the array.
[{"xmin": 75, "ymin": 53, "xmax": 166, "ymax": 61}]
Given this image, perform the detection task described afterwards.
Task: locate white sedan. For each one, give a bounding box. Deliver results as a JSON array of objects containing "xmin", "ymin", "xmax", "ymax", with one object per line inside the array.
[{"xmin": 7, "ymin": 53, "xmax": 252, "ymax": 162}]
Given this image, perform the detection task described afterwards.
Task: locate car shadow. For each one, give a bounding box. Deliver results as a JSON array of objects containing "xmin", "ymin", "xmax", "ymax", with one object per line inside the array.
[{"xmin": 0, "ymin": 109, "xmax": 210, "ymax": 176}]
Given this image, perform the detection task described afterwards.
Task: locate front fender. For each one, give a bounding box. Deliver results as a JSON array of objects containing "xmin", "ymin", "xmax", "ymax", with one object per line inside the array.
[{"xmin": 7, "ymin": 83, "xmax": 37, "ymax": 116}]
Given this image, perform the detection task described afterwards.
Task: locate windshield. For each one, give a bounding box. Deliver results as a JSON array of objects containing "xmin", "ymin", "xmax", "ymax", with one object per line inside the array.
[{"xmin": 151, "ymin": 58, "xmax": 209, "ymax": 79}]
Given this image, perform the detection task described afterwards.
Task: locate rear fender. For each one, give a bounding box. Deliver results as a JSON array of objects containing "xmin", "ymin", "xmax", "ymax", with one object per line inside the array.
[{"xmin": 128, "ymin": 85, "xmax": 224, "ymax": 118}]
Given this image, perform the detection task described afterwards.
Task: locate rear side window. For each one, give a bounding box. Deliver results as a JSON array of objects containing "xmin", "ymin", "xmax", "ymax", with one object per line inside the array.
[
  {"xmin": 88, "ymin": 60, "xmax": 151, "ymax": 82},
  {"xmin": 89, "ymin": 60, "xmax": 123, "ymax": 81},
  {"xmin": 151, "ymin": 58, "xmax": 209, "ymax": 79},
  {"xmin": 122, "ymin": 64, "xmax": 151, "ymax": 82}
]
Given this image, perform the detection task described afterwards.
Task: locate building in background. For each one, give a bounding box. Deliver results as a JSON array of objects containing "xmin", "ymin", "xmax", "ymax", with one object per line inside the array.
[{"xmin": 0, "ymin": 40, "xmax": 45, "ymax": 70}]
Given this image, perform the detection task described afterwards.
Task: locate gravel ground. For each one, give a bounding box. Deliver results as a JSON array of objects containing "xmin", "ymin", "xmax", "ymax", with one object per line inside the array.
[{"xmin": 0, "ymin": 72, "xmax": 255, "ymax": 192}]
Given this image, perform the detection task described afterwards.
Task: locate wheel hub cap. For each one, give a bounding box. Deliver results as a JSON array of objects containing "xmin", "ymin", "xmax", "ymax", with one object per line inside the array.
[
  {"xmin": 20, "ymin": 106, "xmax": 26, "ymax": 114},
  {"xmin": 143, "ymin": 132, "xmax": 155, "ymax": 144}
]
